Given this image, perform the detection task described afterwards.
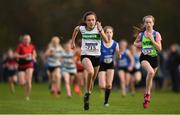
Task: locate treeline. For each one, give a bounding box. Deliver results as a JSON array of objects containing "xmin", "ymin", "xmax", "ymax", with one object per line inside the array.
[{"xmin": 0, "ymin": 0, "xmax": 179, "ymax": 52}]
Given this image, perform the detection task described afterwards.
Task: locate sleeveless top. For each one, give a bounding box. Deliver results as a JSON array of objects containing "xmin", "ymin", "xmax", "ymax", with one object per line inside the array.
[{"xmin": 79, "ymin": 25, "xmax": 101, "ymax": 56}]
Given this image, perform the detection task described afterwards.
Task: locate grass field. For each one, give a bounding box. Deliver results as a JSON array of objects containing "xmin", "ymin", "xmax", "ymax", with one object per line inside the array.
[{"xmin": 0, "ymin": 83, "xmax": 180, "ymax": 114}]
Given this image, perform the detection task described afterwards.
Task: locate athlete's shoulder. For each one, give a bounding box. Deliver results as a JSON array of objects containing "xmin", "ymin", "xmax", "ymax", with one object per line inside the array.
[
  {"xmin": 154, "ymin": 30, "xmax": 161, "ymax": 36},
  {"xmin": 79, "ymin": 25, "xmax": 85, "ymax": 30},
  {"xmin": 30, "ymin": 43, "xmax": 35, "ymax": 47},
  {"xmin": 79, "ymin": 26, "xmax": 87, "ymax": 34},
  {"xmin": 29, "ymin": 43, "xmax": 36, "ymax": 50},
  {"xmin": 59, "ymin": 45, "xmax": 64, "ymax": 51},
  {"xmin": 111, "ymin": 40, "xmax": 117, "ymax": 47},
  {"xmin": 17, "ymin": 43, "xmax": 24, "ymax": 47},
  {"xmin": 112, "ymin": 40, "xmax": 118, "ymax": 44},
  {"xmin": 73, "ymin": 25, "xmax": 80, "ymax": 32},
  {"xmin": 140, "ymin": 31, "xmax": 145, "ymax": 37},
  {"xmin": 154, "ymin": 30, "xmax": 162, "ymax": 41},
  {"xmin": 15, "ymin": 43, "xmax": 23, "ymax": 53},
  {"xmin": 136, "ymin": 32, "xmax": 142, "ymax": 40}
]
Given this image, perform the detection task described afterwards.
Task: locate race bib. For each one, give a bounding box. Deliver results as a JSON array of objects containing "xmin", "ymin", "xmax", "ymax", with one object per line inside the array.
[
  {"xmin": 26, "ymin": 54, "xmax": 32, "ymax": 61},
  {"xmin": 118, "ymin": 59, "xmax": 128, "ymax": 67},
  {"xmin": 85, "ymin": 43, "xmax": 98, "ymax": 51},
  {"xmin": 142, "ymin": 48, "xmax": 153, "ymax": 55},
  {"xmin": 104, "ymin": 58, "xmax": 112, "ymax": 64}
]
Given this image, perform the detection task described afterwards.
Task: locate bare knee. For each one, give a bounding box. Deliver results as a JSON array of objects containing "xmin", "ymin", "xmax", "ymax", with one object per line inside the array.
[
  {"xmin": 120, "ymin": 79, "xmax": 125, "ymax": 85},
  {"xmin": 27, "ymin": 81, "xmax": 32, "ymax": 88},
  {"xmin": 136, "ymin": 78, "xmax": 141, "ymax": 83},
  {"xmin": 64, "ymin": 77, "xmax": 70, "ymax": 85},
  {"xmin": 18, "ymin": 79, "xmax": 25, "ymax": 86},
  {"xmin": 99, "ymin": 84, "xmax": 106, "ymax": 89},
  {"xmin": 106, "ymin": 85, "xmax": 112, "ymax": 89},
  {"xmin": 65, "ymin": 80, "xmax": 70, "ymax": 85},
  {"xmin": 19, "ymin": 81, "xmax": 26, "ymax": 86},
  {"xmin": 87, "ymin": 70, "xmax": 94, "ymax": 77},
  {"xmin": 135, "ymin": 76, "xmax": 141, "ymax": 82},
  {"xmin": 148, "ymin": 70, "xmax": 155, "ymax": 78}
]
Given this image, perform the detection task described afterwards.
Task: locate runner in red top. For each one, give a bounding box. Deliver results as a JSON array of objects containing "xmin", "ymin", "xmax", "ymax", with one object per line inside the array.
[{"xmin": 15, "ymin": 34, "xmax": 37, "ymax": 101}]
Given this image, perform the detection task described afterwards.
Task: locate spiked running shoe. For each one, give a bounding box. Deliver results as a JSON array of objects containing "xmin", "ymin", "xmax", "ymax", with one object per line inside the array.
[
  {"xmin": 83, "ymin": 93, "xmax": 90, "ymax": 110},
  {"xmin": 143, "ymin": 94, "xmax": 150, "ymax": 108}
]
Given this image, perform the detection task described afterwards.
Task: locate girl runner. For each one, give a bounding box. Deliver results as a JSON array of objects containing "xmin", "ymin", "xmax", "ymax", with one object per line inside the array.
[
  {"xmin": 62, "ymin": 41, "xmax": 77, "ymax": 98},
  {"xmin": 3, "ymin": 49, "xmax": 18, "ymax": 93},
  {"xmin": 15, "ymin": 34, "xmax": 37, "ymax": 100},
  {"xmin": 71, "ymin": 11, "xmax": 109, "ymax": 110},
  {"xmin": 129, "ymin": 45, "xmax": 142, "ymax": 95},
  {"xmin": 117, "ymin": 40, "xmax": 134, "ymax": 96},
  {"xmin": 134, "ymin": 15, "xmax": 162, "ymax": 108},
  {"xmin": 98, "ymin": 26, "xmax": 120, "ymax": 107},
  {"xmin": 44, "ymin": 36, "xmax": 63, "ymax": 96}
]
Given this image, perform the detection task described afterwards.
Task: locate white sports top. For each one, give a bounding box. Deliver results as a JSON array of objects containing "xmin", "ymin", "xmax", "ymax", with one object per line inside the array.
[
  {"xmin": 47, "ymin": 45, "xmax": 63, "ymax": 67},
  {"xmin": 79, "ymin": 25, "xmax": 101, "ymax": 56}
]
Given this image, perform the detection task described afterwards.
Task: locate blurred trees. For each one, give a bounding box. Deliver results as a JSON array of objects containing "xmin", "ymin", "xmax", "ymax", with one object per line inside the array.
[{"xmin": 0, "ymin": 0, "xmax": 179, "ymax": 52}]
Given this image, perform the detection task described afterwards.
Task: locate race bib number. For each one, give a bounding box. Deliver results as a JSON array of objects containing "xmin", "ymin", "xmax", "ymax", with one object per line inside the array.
[
  {"xmin": 118, "ymin": 59, "xmax": 128, "ymax": 67},
  {"xmin": 142, "ymin": 48, "xmax": 153, "ymax": 55},
  {"xmin": 104, "ymin": 58, "xmax": 112, "ymax": 64},
  {"xmin": 85, "ymin": 43, "xmax": 98, "ymax": 51}
]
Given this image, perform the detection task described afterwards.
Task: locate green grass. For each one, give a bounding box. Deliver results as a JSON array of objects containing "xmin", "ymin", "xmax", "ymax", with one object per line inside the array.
[{"xmin": 0, "ymin": 83, "xmax": 180, "ymax": 114}]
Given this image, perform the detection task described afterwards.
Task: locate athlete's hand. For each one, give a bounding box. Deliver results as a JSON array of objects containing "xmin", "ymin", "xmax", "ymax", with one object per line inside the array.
[
  {"xmin": 146, "ymin": 32, "xmax": 154, "ymax": 42},
  {"xmin": 96, "ymin": 21, "xmax": 103, "ymax": 32},
  {"xmin": 71, "ymin": 41, "xmax": 76, "ymax": 49}
]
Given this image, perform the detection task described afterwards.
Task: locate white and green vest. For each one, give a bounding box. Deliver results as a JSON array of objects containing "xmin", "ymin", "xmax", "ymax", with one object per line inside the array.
[{"xmin": 79, "ymin": 26, "xmax": 101, "ymax": 56}]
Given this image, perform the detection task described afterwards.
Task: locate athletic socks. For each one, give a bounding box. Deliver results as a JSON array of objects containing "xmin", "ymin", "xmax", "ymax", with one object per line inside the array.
[
  {"xmin": 84, "ymin": 92, "xmax": 90, "ymax": 110},
  {"xmin": 104, "ymin": 88, "xmax": 111, "ymax": 105}
]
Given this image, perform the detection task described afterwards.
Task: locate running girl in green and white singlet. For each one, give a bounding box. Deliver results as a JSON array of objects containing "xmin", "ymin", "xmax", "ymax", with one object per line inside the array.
[
  {"xmin": 79, "ymin": 25, "xmax": 101, "ymax": 56},
  {"xmin": 71, "ymin": 11, "xmax": 109, "ymax": 111}
]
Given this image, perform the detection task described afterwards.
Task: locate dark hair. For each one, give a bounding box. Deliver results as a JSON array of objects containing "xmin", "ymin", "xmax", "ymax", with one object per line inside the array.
[
  {"xmin": 79, "ymin": 11, "xmax": 97, "ymax": 26},
  {"xmin": 83, "ymin": 11, "xmax": 97, "ymax": 21},
  {"xmin": 104, "ymin": 26, "xmax": 114, "ymax": 32}
]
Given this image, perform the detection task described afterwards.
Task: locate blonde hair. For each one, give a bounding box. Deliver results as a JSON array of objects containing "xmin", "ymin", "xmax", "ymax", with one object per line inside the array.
[
  {"xmin": 48, "ymin": 36, "xmax": 61, "ymax": 48},
  {"xmin": 51, "ymin": 36, "xmax": 60, "ymax": 44},
  {"xmin": 143, "ymin": 15, "xmax": 155, "ymax": 23},
  {"xmin": 104, "ymin": 26, "xmax": 114, "ymax": 32},
  {"xmin": 51, "ymin": 36, "xmax": 60, "ymax": 43}
]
